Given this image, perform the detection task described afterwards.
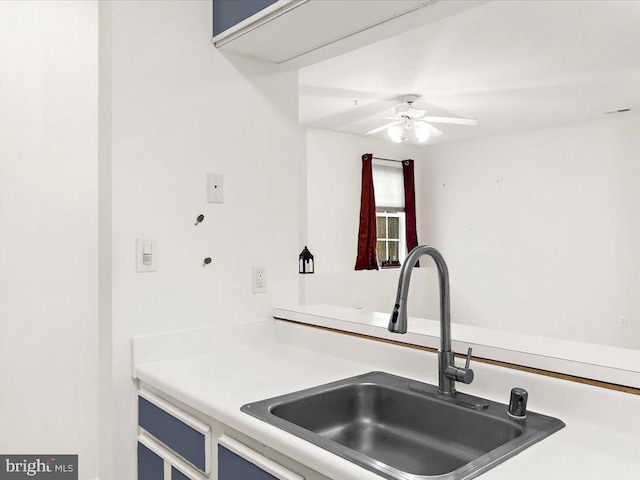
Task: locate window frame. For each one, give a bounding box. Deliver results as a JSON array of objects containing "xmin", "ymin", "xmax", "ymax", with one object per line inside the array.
[
  {"xmin": 372, "ymin": 159, "xmax": 407, "ymax": 269},
  {"xmin": 376, "ymin": 209, "xmax": 407, "ymax": 268}
]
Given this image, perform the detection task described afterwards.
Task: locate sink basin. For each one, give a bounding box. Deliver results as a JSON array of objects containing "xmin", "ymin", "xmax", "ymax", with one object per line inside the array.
[{"xmin": 241, "ymin": 372, "xmax": 564, "ymax": 480}]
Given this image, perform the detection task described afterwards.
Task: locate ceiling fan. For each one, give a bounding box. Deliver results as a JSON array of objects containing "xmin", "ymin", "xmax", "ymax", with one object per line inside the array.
[{"xmin": 365, "ymin": 94, "xmax": 478, "ymax": 144}]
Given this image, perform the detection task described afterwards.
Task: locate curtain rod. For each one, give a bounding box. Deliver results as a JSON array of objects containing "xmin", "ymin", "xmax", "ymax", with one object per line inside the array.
[{"xmin": 372, "ymin": 156, "xmax": 405, "ymax": 163}]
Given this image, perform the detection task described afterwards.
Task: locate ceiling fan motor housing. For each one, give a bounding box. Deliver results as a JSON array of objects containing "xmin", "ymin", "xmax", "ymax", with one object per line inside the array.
[{"xmin": 395, "ymin": 104, "xmax": 426, "ymax": 119}]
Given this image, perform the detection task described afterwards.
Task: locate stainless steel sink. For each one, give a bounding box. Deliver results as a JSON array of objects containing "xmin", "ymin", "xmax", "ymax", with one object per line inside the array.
[{"xmin": 241, "ymin": 372, "xmax": 564, "ymax": 480}]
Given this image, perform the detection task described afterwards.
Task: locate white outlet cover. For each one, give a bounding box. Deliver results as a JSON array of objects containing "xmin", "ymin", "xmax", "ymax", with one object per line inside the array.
[
  {"xmin": 252, "ymin": 266, "xmax": 266, "ymax": 294},
  {"xmin": 207, "ymin": 173, "xmax": 224, "ymax": 203},
  {"xmin": 136, "ymin": 237, "xmax": 158, "ymax": 272}
]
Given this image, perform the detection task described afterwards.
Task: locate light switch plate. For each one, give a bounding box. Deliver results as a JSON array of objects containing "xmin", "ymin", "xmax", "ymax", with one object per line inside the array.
[
  {"xmin": 207, "ymin": 174, "xmax": 224, "ymax": 203},
  {"xmin": 136, "ymin": 237, "xmax": 158, "ymax": 272}
]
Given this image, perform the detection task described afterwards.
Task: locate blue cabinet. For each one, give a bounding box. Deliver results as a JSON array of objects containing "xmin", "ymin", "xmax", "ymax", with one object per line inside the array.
[
  {"xmin": 213, "ymin": 0, "xmax": 278, "ymax": 37},
  {"xmin": 218, "ymin": 445, "xmax": 277, "ymax": 480},
  {"xmin": 137, "ymin": 389, "xmax": 304, "ymax": 480},
  {"xmin": 138, "ymin": 442, "xmax": 164, "ymax": 480},
  {"xmin": 171, "ymin": 466, "xmax": 191, "ymax": 480},
  {"xmin": 216, "ymin": 435, "xmax": 304, "ymax": 480},
  {"xmin": 137, "ymin": 390, "xmax": 211, "ymax": 475},
  {"xmin": 139, "ymin": 396, "xmax": 207, "ymax": 472},
  {"xmin": 138, "ymin": 437, "xmax": 204, "ymax": 480},
  {"xmin": 137, "ymin": 389, "xmax": 212, "ymax": 480}
]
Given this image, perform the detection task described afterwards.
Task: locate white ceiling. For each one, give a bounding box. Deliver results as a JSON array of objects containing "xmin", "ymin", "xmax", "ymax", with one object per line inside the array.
[{"xmin": 299, "ymin": 0, "xmax": 640, "ymax": 145}]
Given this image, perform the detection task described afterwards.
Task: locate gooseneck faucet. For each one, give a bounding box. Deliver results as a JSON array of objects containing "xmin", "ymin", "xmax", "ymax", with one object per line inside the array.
[{"xmin": 389, "ymin": 245, "xmax": 474, "ymax": 397}]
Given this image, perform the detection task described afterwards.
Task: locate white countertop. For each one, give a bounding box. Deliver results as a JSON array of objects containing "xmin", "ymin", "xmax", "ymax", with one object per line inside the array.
[
  {"xmin": 273, "ymin": 304, "xmax": 640, "ymax": 389},
  {"xmin": 134, "ymin": 319, "xmax": 640, "ymax": 480}
]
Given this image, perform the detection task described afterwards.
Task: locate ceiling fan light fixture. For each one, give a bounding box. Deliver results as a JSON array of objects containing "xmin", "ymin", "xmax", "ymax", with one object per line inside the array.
[
  {"xmin": 387, "ymin": 120, "xmax": 430, "ymax": 144},
  {"xmin": 362, "ymin": 93, "xmax": 477, "ymax": 141},
  {"xmin": 388, "ymin": 124, "xmax": 404, "ymax": 143},
  {"xmin": 414, "ymin": 121, "xmax": 431, "ymax": 143}
]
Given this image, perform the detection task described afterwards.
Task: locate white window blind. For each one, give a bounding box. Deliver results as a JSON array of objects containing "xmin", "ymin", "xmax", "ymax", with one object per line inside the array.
[{"xmin": 373, "ymin": 163, "xmax": 404, "ymax": 211}]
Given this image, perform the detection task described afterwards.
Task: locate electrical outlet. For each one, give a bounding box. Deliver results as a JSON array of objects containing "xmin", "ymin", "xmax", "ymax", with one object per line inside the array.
[
  {"xmin": 252, "ymin": 266, "xmax": 266, "ymax": 294},
  {"xmin": 620, "ymin": 317, "xmax": 628, "ymax": 328}
]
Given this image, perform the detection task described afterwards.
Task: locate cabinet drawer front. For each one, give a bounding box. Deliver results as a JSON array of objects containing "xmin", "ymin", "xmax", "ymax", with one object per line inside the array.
[
  {"xmin": 218, "ymin": 445, "xmax": 277, "ymax": 480},
  {"xmin": 138, "ymin": 442, "xmax": 164, "ymax": 480},
  {"xmin": 138, "ymin": 393, "xmax": 209, "ymax": 473}
]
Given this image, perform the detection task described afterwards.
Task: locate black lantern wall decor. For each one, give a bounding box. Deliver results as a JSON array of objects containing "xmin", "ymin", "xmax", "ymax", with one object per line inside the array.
[{"xmin": 299, "ymin": 246, "xmax": 314, "ymax": 274}]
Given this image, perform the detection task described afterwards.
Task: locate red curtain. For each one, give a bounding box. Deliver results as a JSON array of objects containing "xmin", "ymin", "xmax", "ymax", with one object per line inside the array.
[
  {"xmin": 354, "ymin": 154, "xmax": 379, "ymax": 270},
  {"xmin": 402, "ymin": 160, "xmax": 419, "ymax": 258}
]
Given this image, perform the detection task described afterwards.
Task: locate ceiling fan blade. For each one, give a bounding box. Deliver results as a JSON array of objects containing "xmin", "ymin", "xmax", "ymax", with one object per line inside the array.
[
  {"xmin": 422, "ymin": 116, "xmax": 478, "ymax": 126},
  {"xmin": 366, "ymin": 121, "xmax": 401, "ymax": 135},
  {"xmin": 371, "ymin": 116, "xmax": 400, "ymax": 120}
]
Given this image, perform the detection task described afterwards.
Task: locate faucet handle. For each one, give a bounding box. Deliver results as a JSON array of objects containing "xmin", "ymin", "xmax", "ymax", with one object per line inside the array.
[
  {"xmin": 444, "ymin": 348, "xmax": 475, "ymax": 385},
  {"xmin": 464, "ymin": 347, "xmax": 472, "ymax": 369}
]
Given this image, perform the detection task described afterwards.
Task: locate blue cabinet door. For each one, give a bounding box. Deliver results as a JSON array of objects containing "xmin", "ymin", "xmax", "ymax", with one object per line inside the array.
[
  {"xmin": 171, "ymin": 466, "xmax": 191, "ymax": 480},
  {"xmin": 218, "ymin": 445, "xmax": 278, "ymax": 480},
  {"xmin": 138, "ymin": 442, "xmax": 164, "ymax": 480},
  {"xmin": 213, "ymin": 0, "xmax": 278, "ymax": 37}
]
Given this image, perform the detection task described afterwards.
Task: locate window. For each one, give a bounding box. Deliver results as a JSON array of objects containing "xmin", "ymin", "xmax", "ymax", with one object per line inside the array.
[
  {"xmin": 372, "ymin": 162, "xmax": 407, "ymax": 267},
  {"xmin": 376, "ymin": 211, "xmax": 406, "ymax": 267}
]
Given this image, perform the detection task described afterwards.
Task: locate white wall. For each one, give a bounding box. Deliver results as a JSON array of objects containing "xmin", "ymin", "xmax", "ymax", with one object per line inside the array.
[
  {"xmin": 98, "ymin": 2, "xmax": 114, "ymax": 479},
  {"xmin": 304, "ymin": 128, "xmax": 433, "ymax": 317},
  {"xmin": 0, "ymin": 2, "xmax": 99, "ymax": 479},
  {"xmin": 105, "ymin": 2, "xmax": 301, "ymax": 478},
  {"xmin": 419, "ymin": 114, "xmax": 640, "ymax": 349}
]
